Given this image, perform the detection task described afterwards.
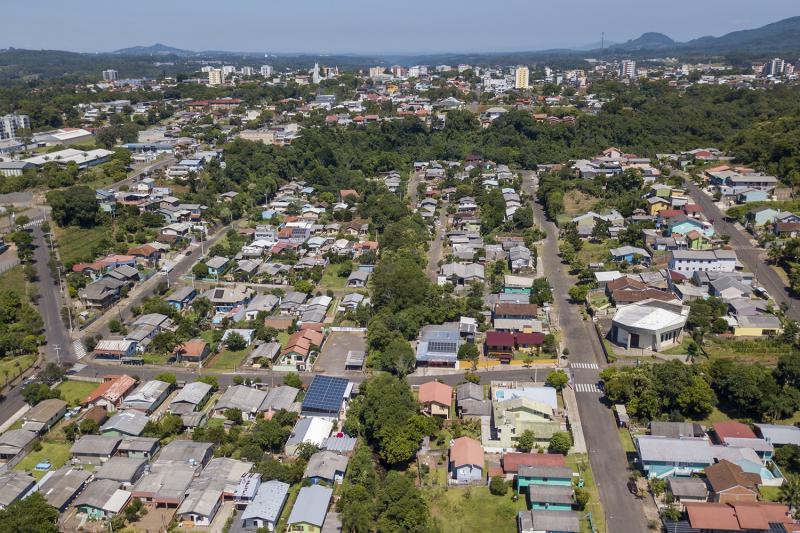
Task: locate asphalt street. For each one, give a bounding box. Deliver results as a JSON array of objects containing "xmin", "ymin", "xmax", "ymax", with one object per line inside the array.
[
  {"xmin": 683, "ymin": 178, "xmax": 800, "ymax": 321},
  {"xmin": 525, "ymin": 172, "xmax": 649, "ymax": 533}
]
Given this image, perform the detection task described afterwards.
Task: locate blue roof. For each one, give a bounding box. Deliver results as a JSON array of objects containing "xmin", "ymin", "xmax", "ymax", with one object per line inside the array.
[{"xmin": 301, "ymin": 375, "xmax": 349, "ymax": 416}]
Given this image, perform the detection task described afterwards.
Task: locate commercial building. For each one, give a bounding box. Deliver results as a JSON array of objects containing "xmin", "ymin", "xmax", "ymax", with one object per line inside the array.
[{"xmin": 0, "ymin": 113, "xmax": 31, "ymax": 140}]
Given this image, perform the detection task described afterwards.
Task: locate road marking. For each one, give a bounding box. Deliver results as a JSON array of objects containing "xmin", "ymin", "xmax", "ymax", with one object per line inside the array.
[
  {"xmin": 575, "ymin": 383, "xmax": 603, "ymax": 393},
  {"xmin": 570, "ymin": 362, "xmax": 599, "ymax": 369},
  {"xmin": 72, "ymin": 340, "xmax": 87, "ymax": 360}
]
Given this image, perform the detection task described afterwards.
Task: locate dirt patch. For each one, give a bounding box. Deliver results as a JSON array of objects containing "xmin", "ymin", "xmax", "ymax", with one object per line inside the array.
[{"xmin": 563, "ymin": 190, "xmax": 597, "ymax": 216}]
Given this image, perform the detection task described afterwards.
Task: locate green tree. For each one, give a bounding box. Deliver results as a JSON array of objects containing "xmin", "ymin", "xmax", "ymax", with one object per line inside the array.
[
  {"xmin": 517, "ymin": 430, "xmax": 535, "ymax": 452},
  {"xmin": 79, "ymin": 418, "xmax": 99, "ymax": 435},
  {"xmin": 225, "ymin": 331, "xmax": 247, "ymax": 351},
  {"xmin": 545, "ymin": 370, "xmax": 569, "ymax": 391},
  {"xmin": 283, "ymin": 373, "xmax": 303, "ymax": 389},
  {"xmin": 224, "ymin": 408, "xmax": 243, "ymax": 425},
  {"xmin": 0, "ymin": 491, "xmax": 59, "ymax": 532},
  {"xmin": 489, "ymin": 475, "xmax": 508, "ymax": 496},
  {"xmin": 155, "ymin": 372, "xmax": 176, "ymax": 385},
  {"xmin": 378, "ymin": 338, "xmax": 416, "ymax": 377},
  {"xmin": 21, "ymin": 383, "xmax": 61, "ymax": 405},
  {"xmin": 548, "ymin": 432, "xmax": 572, "ymax": 455},
  {"xmin": 574, "ymin": 487, "xmax": 590, "ymax": 511}
]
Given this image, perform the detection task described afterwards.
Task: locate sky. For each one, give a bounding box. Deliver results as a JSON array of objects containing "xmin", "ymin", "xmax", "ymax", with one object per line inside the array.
[{"xmin": 4, "ymin": 0, "xmax": 800, "ymax": 55}]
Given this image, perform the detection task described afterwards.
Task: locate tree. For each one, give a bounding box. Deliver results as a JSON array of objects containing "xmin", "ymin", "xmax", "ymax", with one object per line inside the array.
[
  {"xmin": 79, "ymin": 418, "xmax": 99, "ymax": 435},
  {"xmin": 124, "ymin": 497, "xmax": 146, "ymax": 523},
  {"xmin": 197, "ymin": 375, "xmax": 219, "ymax": 391},
  {"xmin": 517, "ymin": 430, "xmax": 535, "ymax": 452},
  {"xmin": 463, "ymin": 372, "xmax": 481, "ymax": 385},
  {"xmin": 548, "ymin": 432, "xmax": 572, "ymax": 455},
  {"xmin": 192, "ymin": 262, "xmax": 209, "ymax": 278},
  {"xmin": 779, "ymin": 475, "xmax": 800, "ymax": 512},
  {"xmin": 224, "ymin": 408, "xmax": 243, "ymax": 425},
  {"xmin": 38, "ymin": 362, "xmax": 65, "ymax": 385},
  {"xmin": 458, "ymin": 342, "xmax": 479, "ymax": 362},
  {"xmin": 45, "ymin": 186, "xmax": 99, "ymax": 228},
  {"xmin": 775, "ymin": 445, "xmax": 800, "ymax": 475},
  {"xmin": 545, "ymin": 370, "xmax": 569, "ymax": 391},
  {"xmin": 0, "ymin": 491, "xmax": 59, "ymax": 532},
  {"xmin": 296, "ymin": 441, "xmax": 320, "ymax": 461},
  {"xmin": 530, "ymin": 278, "xmax": 553, "ymax": 305},
  {"xmin": 377, "ymin": 338, "xmax": 416, "ymax": 377},
  {"xmin": 225, "ymin": 331, "xmax": 247, "ymax": 351},
  {"xmin": 489, "ymin": 475, "xmax": 508, "ymax": 496},
  {"xmin": 283, "ymin": 373, "xmax": 303, "ymax": 389},
  {"xmin": 22, "ymin": 383, "xmax": 61, "ymax": 405},
  {"xmin": 574, "ymin": 487, "xmax": 590, "ymax": 511}
]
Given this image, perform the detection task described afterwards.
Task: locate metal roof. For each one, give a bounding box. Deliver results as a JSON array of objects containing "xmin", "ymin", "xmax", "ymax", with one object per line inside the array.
[
  {"xmin": 301, "ymin": 376, "xmax": 349, "ymax": 416},
  {"xmin": 242, "ymin": 480, "xmax": 290, "ymax": 523},
  {"xmin": 38, "ymin": 467, "xmax": 91, "ymax": 511},
  {"xmin": 287, "ymin": 485, "xmax": 332, "ymax": 527}
]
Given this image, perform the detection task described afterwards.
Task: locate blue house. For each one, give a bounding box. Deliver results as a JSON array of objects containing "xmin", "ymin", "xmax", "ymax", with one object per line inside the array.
[
  {"xmin": 746, "ymin": 207, "xmax": 781, "ymax": 227},
  {"xmin": 636, "ymin": 436, "xmax": 715, "ymax": 478},
  {"xmin": 609, "ymin": 246, "xmax": 651, "ymax": 266},
  {"xmin": 166, "ymin": 286, "xmax": 196, "ymax": 311},
  {"xmin": 736, "ymin": 188, "xmax": 768, "ymax": 204},
  {"xmin": 667, "ymin": 215, "xmax": 715, "ymax": 238},
  {"xmin": 517, "ymin": 465, "xmax": 573, "ymax": 493},
  {"xmin": 205, "ymin": 256, "xmax": 229, "ymax": 277},
  {"xmin": 450, "ymin": 436, "xmax": 484, "ymax": 484},
  {"xmin": 527, "ymin": 485, "xmax": 574, "ymax": 511}
]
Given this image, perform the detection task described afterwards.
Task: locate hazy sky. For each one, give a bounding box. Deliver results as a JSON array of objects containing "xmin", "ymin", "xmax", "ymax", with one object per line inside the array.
[{"xmin": 4, "ymin": 0, "xmax": 799, "ymax": 54}]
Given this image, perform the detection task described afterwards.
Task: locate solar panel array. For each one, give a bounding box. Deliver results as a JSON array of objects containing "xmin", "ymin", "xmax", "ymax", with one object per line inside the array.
[
  {"xmin": 302, "ymin": 375, "xmax": 349, "ymax": 414},
  {"xmin": 428, "ymin": 340, "xmax": 458, "ymax": 353}
]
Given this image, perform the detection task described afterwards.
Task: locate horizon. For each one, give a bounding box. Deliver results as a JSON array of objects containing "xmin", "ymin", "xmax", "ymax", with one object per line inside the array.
[{"xmin": 4, "ymin": 0, "xmax": 800, "ymax": 55}]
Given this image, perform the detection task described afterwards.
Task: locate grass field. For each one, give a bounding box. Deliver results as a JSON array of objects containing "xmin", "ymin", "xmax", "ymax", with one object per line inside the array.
[
  {"xmin": 15, "ymin": 440, "xmax": 72, "ymax": 480},
  {"xmin": 577, "ymin": 240, "xmax": 612, "ymax": 264},
  {"xmin": 703, "ymin": 337, "xmax": 796, "ymax": 365},
  {"xmin": 319, "ymin": 262, "xmax": 353, "ymax": 291},
  {"xmin": 0, "ymin": 266, "xmax": 26, "ymax": 298},
  {"xmin": 427, "ymin": 484, "xmax": 527, "ymax": 533},
  {"xmin": 207, "ymin": 348, "xmax": 250, "ymax": 370},
  {"xmin": 0, "ymin": 354, "xmax": 36, "ymax": 388},
  {"xmin": 563, "ymin": 190, "xmax": 598, "ymax": 216},
  {"xmin": 618, "ymin": 428, "xmax": 636, "ymax": 453},
  {"xmin": 277, "ymin": 331, "xmax": 289, "ymax": 348},
  {"xmin": 660, "ymin": 338, "xmax": 693, "ymax": 356},
  {"xmin": 566, "ymin": 453, "xmax": 606, "ymax": 533},
  {"xmin": 759, "ymin": 486, "xmax": 781, "ymax": 502},
  {"xmin": 56, "ymin": 380, "xmax": 98, "ymax": 406},
  {"xmin": 55, "ymin": 226, "xmax": 107, "ymax": 266}
]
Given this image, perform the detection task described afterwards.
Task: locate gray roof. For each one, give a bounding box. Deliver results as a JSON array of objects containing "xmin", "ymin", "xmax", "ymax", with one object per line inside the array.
[
  {"xmin": 70, "ymin": 435, "xmax": 121, "ymax": 456},
  {"xmin": 215, "ymin": 385, "xmax": 268, "ymax": 413},
  {"xmin": 0, "ymin": 429, "xmax": 37, "ymax": 452},
  {"xmin": 262, "ymin": 386, "xmax": 299, "ymax": 411},
  {"xmin": 667, "ymin": 477, "xmax": 709, "ymax": 499},
  {"xmin": 155, "ymin": 439, "xmax": 212, "ymax": 466},
  {"xmin": 95, "ymin": 456, "xmax": 146, "ymax": 483},
  {"xmin": 206, "ymin": 256, "xmax": 228, "ymax": 269},
  {"xmin": 459, "ymin": 399, "xmax": 492, "ymax": 417},
  {"xmin": 132, "ymin": 463, "xmax": 196, "ymax": 502},
  {"xmin": 518, "ymin": 510, "xmax": 580, "ymax": 533},
  {"xmin": 304, "ymin": 451, "xmax": 349, "ymax": 481},
  {"xmin": 636, "ymin": 436, "xmax": 715, "ymax": 464},
  {"xmin": 242, "ymin": 480, "xmax": 290, "ymax": 523},
  {"xmin": 323, "ymin": 435, "xmax": 358, "ymax": 453},
  {"xmin": 649, "ymin": 421, "xmax": 705, "ymax": 439},
  {"xmin": 177, "ymin": 488, "xmax": 223, "ymax": 518},
  {"xmin": 0, "ymin": 471, "xmax": 36, "ymax": 508},
  {"xmin": 755, "ymin": 423, "xmax": 800, "ymax": 446},
  {"xmin": 118, "ymin": 436, "xmax": 160, "ymax": 454},
  {"xmin": 74, "ymin": 479, "xmax": 121, "ymax": 509},
  {"xmin": 737, "ymin": 314, "xmax": 782, "ymax": 329},
  {"xmin": 167, "ymin": 285, "xmax": 196, "ymax": 302},
  {"xmin": 527, "ymin": 484, "xmax": 574, "ymax": 505},
  {"xmin": 37, "ymin": 467, "xmax": 91, "ymax": 510},
  {"xmin": 456, "ymin": 382, "xmax": 483, "ymax": 403},
  {"xmin": 518, "ymin": 465, "xmax": 573, "ymax": 479},
  {"xmin": 170, "ymin": 381, "xmax": 212, "ymax": 410},
  {"xmin": 287, "ymin": 485, "xmax": 332, "ymax": 527},
  {"xmin": 100, "ymin": 410, "xmax": 149, "ymax": 436},
  {"xmin": 23, "ymin": 398, "xmax": 67, "ymax": 424}
]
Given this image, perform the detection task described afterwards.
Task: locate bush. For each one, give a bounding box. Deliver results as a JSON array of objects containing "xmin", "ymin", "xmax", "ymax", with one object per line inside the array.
[
  {"xmin": 574, "ymin": 487, "xmax": 589, "ymax": 510},
  {"xmin": 489, "ymin": 475, "xmax": 508, "ymax": 496},
  {"xmin": 463, "ymin": 372, "xmax": 481, "ymax": 385},
  {"xmin": 548, "ymin": 432, "xmax": 572, "ymax": 455}
]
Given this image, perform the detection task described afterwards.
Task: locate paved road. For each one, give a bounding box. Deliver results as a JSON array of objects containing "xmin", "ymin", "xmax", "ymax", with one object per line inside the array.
[
  {"xmin": 407, "ymin": 171, "xmax": 423, "ymax": 207},
  {"xmin": 683, "ymin": 178, "xmax": 800, "ymax": 321},
  {"xmin": 425, "ymin": 204, "xmax": 448, "ymax": 281},
  {"xmin": 525, "ymin": 172, "xmax": 648, "ymax": 533},
  {"xmin": 78, "ymin": 227, "xmax": 227, "ymax": 342}
]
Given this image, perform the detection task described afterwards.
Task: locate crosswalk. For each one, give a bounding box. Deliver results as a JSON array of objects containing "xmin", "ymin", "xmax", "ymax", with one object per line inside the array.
[
  {"xmin": 72, "ymin": 340, "xmax": 87, "ymax": 360},
  {"xmin": 22, "ymin": 219, "xmax": 45, "ymax": 229},
  {"xmin": 574, "ymin": 383, "xmax": 603, "ymax": 394},
  {"xmin": 570, "ymin": 362, "xmax": 599, "ymax": 369}
]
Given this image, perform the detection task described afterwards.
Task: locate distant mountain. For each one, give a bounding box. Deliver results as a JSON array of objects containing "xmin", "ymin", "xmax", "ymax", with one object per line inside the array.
[
  {"xmin": 112, "ymin": 43, "xmax": 193, "ymax": 56},
  {"xmin": 609, "ymin": 32, "xmax": 675, "ymax": 51}
]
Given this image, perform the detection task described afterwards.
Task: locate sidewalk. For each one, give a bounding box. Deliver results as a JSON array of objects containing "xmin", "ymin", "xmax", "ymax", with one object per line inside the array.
[{"xmin": 562, "ymin": 384, "xmax": 588, "ymax": 454}]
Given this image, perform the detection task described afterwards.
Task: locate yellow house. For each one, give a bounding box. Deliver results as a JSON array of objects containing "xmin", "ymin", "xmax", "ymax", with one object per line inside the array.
[
  {"xmin": 386, "ymin": 84, "xmax": 399, "ymax": 95},
  {"xmin": 647, "ymin": 197, "xmax": 671, "ymax": 216},
  {"xmin": 491, "ymin": 397, "xmax": 559, "ymax": 447},
  {"xmin": 733, "ymin": 315, "xmax": 782, "ymax": 337}
]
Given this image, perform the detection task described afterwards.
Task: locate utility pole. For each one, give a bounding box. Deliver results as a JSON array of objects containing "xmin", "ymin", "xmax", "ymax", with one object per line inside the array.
[{"xmin": 53, "ymin": 344, "xmax": 61, "ymax": 365}]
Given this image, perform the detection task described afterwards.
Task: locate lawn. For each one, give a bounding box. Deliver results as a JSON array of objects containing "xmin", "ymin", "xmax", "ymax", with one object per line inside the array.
[
  {"xmin": 15, "ymin": 440, "xmax": 71, "ymax": 480},
  {"xmin": 618, "ymin": 428, "xmax": 636, "ymax": 453},
  {"xmin": 692, "ymin": 406, "xmax": 732, "ymax": 425},
  {"xmin": 0, "ymin": 354, "xmax": 36, "ymax": 388},
  {"xmin": 426, "ymin": 483, "xmax": 527, "ymax": 533},
  {"xmin": 0, "ymin": 266, "xmax": 26, "ymax": 298},
  {"xmin": 563, "ymin": 190, "xmax": 598, "ymax": 216},
  {"xmin": 56, "ymin": 380, "xmax": 98, "ymax": 406},
  {"xmin": 142, "ymin": 352, "xmax": 172, "ymax": 365},
  {"xmin": 576, "ymin": 241, "xmax": 611, "ymax": 265},
  {"xmin": 55, "ymin": 226, "xmax": 107, "ymax": 266},
  {"xmin": 759, "ymin": 486, "xmax": 781, "ymax": 502},
  {"xmin": 319, "ymin": 261, "xmax": 353, "ymax": 291},
  {"xmin": 703, "ymin": 337, "xmax": 797, "ymax": 365},
  {"xmin": 660, "ymin": 337, "xmax": 693, "ymax": 356},
  {"xmin": 277, "ymin": 331, "xmax": 289, "ymax": 348},
  {"xmin": 207, "ymin": 348, "xmax": 250, "ymax": 371},
  {"xmin": 566, "ymin": 453, "xmax": 606, "ymax": 533}
]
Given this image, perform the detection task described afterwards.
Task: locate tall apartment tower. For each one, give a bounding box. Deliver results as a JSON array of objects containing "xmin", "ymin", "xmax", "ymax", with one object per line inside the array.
[
  {"xmin": 102, "ymin": 69, "xmax": 118, "ymax": 82},
  {"xmin": 514, "ymin": 66, "xmax": 530, "ymax": 89},
  {"xmin": 208, "ymin": 69, "xmax": 225, "ymax": 86},
  {"xmin": 620, "ymin": 60, "xmax": 637, "ymax": 78},
  {"xmin": 260, "ymin": 65, "xmax": 273, "ymax": 77}
]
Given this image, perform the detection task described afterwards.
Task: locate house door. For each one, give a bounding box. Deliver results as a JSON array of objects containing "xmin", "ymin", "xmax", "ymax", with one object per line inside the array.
[{"xmin": 630, "ymin": 333, "xmax": 640, "ymax": 348}]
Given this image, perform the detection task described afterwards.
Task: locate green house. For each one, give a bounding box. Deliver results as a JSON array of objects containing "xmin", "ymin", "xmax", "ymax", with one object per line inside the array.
[
  {"xmin": 517, "ymin": 465, "xmax": 573, "ymax": 493},
  {"xmin": 527, "ymin": 484, "xmax": 574, "ymax": 511}
]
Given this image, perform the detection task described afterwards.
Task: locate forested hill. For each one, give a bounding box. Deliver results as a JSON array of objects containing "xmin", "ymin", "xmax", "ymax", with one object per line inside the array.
[{"xmin": 210, "ymin": 83, "xmax": 800, "ymax": 194}]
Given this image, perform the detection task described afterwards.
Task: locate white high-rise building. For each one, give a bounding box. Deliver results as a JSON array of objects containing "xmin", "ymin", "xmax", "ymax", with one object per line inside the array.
[
  {"xmin": 311, "ymin": 63, "xmax": 321, "ymax": 84},
  {"xmin": 222, "ymin": 65, "xmax": 236, "ymax": 75},
  {"xmin": 260, "ymin": 65, "xmax": 273, "ymax": 77},
  {"xmin": 0, "ymin": 114, "xmax": 31, "ymax": 140},
  {"xmin": 766, "ymin": 58, "xmax": 785, "ymax": 77},
  {"xmin": 368, "ymin": 66, "xmax": 385, "ymax": 78},
  {"xmin": 102, "ymin": 69, "xmax": 118, "ymax": 82},
  {"xmin": 241, "ymin": 66, "xmax": 254, "ymax": 76},
  {"xmin": 208, "ymin": 69, "xmax": 225, "ymax": 86},
  {"xmin": 514, "ymin": 66, "xmax": 530, "ymax": 89},
  {"xmin": 620, "ymin": 60, "xmax": 637, "ymax": 78}
]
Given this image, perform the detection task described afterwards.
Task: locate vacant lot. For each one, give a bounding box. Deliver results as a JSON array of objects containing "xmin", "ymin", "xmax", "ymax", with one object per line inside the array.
[
  {"xmin": 207, "ymin": 348, "xmax": 250, "ymax": 371},
  {"xmin": 56, "ymin": 380, "xmax": 98, "ymax": 406},
  {"xmin": 427, "ymin": 484, "xmax": 526, "ymax": 533},
  {"xmin": 55, "ymin": 226, "xmax": 107, "ymax": 266},
  {"xmin": 563, "ymin": 190, "xmax": 597, "ymax": 216},
  {"xmin": 0, "ymin": 354, "xmax": 36, "ymax": 387},
  {"xmin": 319, "ymin": 261, "xmax": 353, "ymax": 291},
  {"xmin": 314, "ymin": 331, "xmax": 366, "ymax": 373}
]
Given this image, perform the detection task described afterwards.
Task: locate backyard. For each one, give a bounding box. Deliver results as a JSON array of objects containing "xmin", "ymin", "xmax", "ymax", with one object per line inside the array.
[
  {"xmin": 55, "ymin": 226, "xmax": 107, "ymax": 266},
  {"xmin": 426, "ymin": 483, "xmax": 527, "ymax": 533},
  {"xmin": 319, "ymin": 261, "xmax": 353, "ymax": 291},
  {"xmin": 15, "ymin": 440, "xmax": 72, "ymax": 480}
]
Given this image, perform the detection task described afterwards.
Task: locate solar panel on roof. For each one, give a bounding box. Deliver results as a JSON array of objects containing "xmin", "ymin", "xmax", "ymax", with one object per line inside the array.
[
  {"xmin": 302, "ymin": 375, "xmax": 349, "ymax": 414},
  {"xmin": 214, "ymin": 289, "xmax": 224, "ymax": 298},
  {"xmin": 428, "ymin": 341, "xmax": 457, "ymax": 353}
]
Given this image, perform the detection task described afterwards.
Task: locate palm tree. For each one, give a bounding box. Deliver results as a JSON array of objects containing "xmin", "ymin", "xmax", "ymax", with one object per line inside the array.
[{"xmin": 779, "ymin": 475, "xmax": 800, "ymax": 515}]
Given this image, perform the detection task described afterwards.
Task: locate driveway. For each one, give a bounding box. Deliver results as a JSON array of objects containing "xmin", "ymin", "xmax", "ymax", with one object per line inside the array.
[{"xmin": 313, "ymin": 331, "xmax": 367, "ymax": 375}]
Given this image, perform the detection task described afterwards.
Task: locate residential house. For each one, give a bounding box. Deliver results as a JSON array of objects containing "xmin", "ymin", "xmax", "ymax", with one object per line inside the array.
[
  {"xmin": 676, "ymin": 502, "xmax": 796, "ymax": 533},
  {"xmin": 517, "ymin": 510, "xmax": 580, "ymax": 533},
  {"xmin": 0, "ymin": 429, "xmax": 37, "ymax": 465},
  {"xmin": 669, "ymin": 249, "xmax": 737, "ymax": 275},
  {"xmin": 449, "ymin": 436, "xmax": 484, "ymax": 483},
  {"xmin": 502, "ymin": 453, "xmax": 566, "ymax": 477},
  {"xmin": 706, "ymin": 460, "xmax": 760, "ymax": 504},
  {"xmin": 346, "ymin": 270, "xmax": 369, "ymax": 288},
  {"xmin": 37, "ymin": 467, "xmax": 91, "ymax": 512},
  {"xmin": 174, "ymin": 339, "xmax": 211, "ymax": 364},
  {"xmin": 733, "ymin": 314, "xmax": 783, "ymax": 337},
  {"xmin": 755, "ymin": 424, "xmax": 800, "ymax": 447},
  {"xmin": 418, "ymin": 381, "xmax": 453, "ymax": 418},
  {"xmin": 285, "ymin": 417, "xmax": 334, "ymax": 456},
  {"xmin": 440, "ymin": 263, "xmax": 485, "ymax": 286},
  {"xmin": 94, "ymin": 456, "xmax": 148, "ymax": 486},
  {"xmin": 169, "ymin": 381, "xmax": 212, "ymax": 416},
  {"xmin": 121, "ymin": 379, "xmax": 171, "ymax": 413},
  {"xmin": 746, "ymin": 207, "xmax": 782, "ymax": 227},
  {"xmin": 527, "ymin": 485, "xmax": 574, "ymax": 511},
  {"xmin": 286, "ymin": 485, "xmax": 333, "ymax": 533},
  {"xmin": 303, "ymin": 451, "xmax": 349, "ymax": 484},
  {"xmin": 70, "ymin": 435, "xmax": 121, "ymax": 465},
  {"xmin": 213, "ymin": 385, "xmax": 268, "ymax": 421},
  {"xmin": 241, "ymin": 480, "xmax": 290, "ymax": 531},
  {"xmin": 100, "ymin": 410, "xmax": 149, "ymax": 437},
  {"xmin": 609, "ymin": 246, "xmax": 651, "ymax": 265},
  {"xmin": 75, "ymin": 479, "xmax": 131, "ymax": 519},
  {"xmin": 667, "ymin": 477, "xmax": 710, "ymax": 511},
  {"xmin": 416, "ymin": 323, "xmax": 462, "ymax": 367},
  {"xmin": 300, "ymin": 375, "xmax": 349, "ymax": 418},
  {"xmin": 20, "ymin": 398, "xmax": 67, "ymax": 434},
  {"xmin": 116, "ymin": 436, "xmax": 160, "ymax": 460},
  {"xmin": 166, "ymin": 286, "xmax": 197, "ymax": 311},
  {"xmin": 82, "ymin": 375, "xmax": 137, "ymax": 410},
  {"xmin": 635, "ymin": 436, "xmax": 715, "ymax": 478}
]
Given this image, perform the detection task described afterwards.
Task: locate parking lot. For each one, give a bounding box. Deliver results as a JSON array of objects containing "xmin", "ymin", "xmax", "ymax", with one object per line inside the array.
[{"xmin": 313, "ymin": 331, "xmax": 367, "ymax": 375}]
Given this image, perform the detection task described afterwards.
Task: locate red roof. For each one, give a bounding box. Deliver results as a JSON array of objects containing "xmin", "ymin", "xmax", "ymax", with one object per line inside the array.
[
  {"xmin": 418, "ymin": 381, "xmax": 453, "ymax": 407},
  {"xmin": 713, "ymin": 421, "xmax": 756, "ymax": 442},
  {"xmin": 658, "ymin": 209, "xmax": 684, "ymax": 220},
  {"xmin": 450, "ymin": 437, "xmax": 484, "ymax": 468},
  {"xmin": 683, "ymin": 204, "xmax": 703, "ymax": 213},
  {"xmin": 485, "ymin": 331, "xmax": 515, "ymax": 348},
  {"xmin": 686, "ymin": 502, "xmax": 794, "ymax": 531},
  {"xmin": 83, "ymin": 375, "xmax": 136, "ymax": 406},
  {"xmin": 501, "ymin": 453, "xmax": 566, "ymax": 473},
  {"xmin": 516, "ymin": 332, "xmax": 546, "ymax": 346}
]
